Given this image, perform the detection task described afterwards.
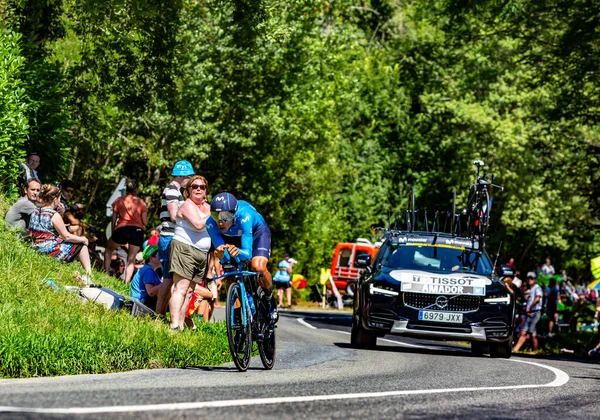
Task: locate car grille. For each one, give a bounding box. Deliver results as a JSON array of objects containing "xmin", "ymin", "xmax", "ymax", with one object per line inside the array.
[{"xmin": 403, "ymin": 292, "xmax": 480, "ymax": 312}]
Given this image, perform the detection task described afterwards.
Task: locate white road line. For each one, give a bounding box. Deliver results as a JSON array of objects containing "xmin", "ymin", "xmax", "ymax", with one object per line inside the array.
[
  {"xmin": 0, "ymin": 359, "xmax": 569, "ymax": 414},
  {"xmin": 296, "ymin": 318, "xmax": 317, "ymax": 329}
]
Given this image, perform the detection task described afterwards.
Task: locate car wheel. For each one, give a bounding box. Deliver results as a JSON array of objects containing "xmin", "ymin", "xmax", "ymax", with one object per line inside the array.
[
  {"xmin": 489, "ymin": 339, "xmax": 512, "ymax": 359},
  {"xmin": 471, "ymin": 341, "xmax": 487, "ymax": 357},
  {"xmin": 351, "ymin": 311, "xmax": 377, "ymax": 348}
]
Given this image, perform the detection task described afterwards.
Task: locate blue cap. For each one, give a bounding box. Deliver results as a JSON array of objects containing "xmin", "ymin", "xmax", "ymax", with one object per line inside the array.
[
  {"xmin": 210, "ymin": 192, "xmax": 238, "ymax": 213},
  {"xmin": 171, "ymin": 160, "xmax": 195, "ymax": 176}
]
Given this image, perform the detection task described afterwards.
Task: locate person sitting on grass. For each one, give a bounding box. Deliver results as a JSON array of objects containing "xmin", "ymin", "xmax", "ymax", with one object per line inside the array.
[
  {"xmin": 5, "ymin": 178, "xmax": 41, "ymax": 230},
  {"xmin": 29, "ymin": 184, "xmax": 92, "ymax": 282},
  {"xmin": 130, "ymin": 245, "xmax": 162, "ymax": 311}
]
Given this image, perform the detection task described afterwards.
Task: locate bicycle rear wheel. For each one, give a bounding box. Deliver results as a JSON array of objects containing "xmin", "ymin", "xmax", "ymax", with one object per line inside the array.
[
  {"xmin": 258, "ymin": 316, "xmax": 276, "ymax": 370},
  {"xmin": 477, "ymin": 188, "xmax": 490, "ymax": 236},
  {"xmin": 226, "ymin": 282, "xmax": 252, "ymax": 372}
]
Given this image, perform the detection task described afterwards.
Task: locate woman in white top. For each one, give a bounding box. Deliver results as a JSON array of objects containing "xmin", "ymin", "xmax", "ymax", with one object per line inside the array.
[{"xmin": 168, "ymin": 175, "xmax": 213, "ymax": 330}]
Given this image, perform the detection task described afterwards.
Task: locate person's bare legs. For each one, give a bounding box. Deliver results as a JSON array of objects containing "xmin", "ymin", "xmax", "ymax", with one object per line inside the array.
[
  {"xmin": 169, "ymin": 274, "xmax": 191, "ymax": 329},
  {"xmin": 531, "ymin": 333, "xmax": 538, "ymax": 351},
  {"xmin": 103, "ymin": 239, "xmax": 119, "ymax": 273},
  {"xmin": 78, "ymin": 244, "xmax": 92, "ymax": 274},
  {"xmin": 512, "ymin": 330, "xmax": 528, "ymax": 352},
  {"xmin": 124, "ymin": 244, "xmax": 140, "ymax": 284},
  {"xmin": 286, "ymin": 287, "xmax": 292, "ymax": 307},
  {"xmin": 155, "ymin": 278, "xmax": 173, "ymax": 316},
  {"xmin": 277, "ymin": 287, "xmax": 284, "ymax": 307}
]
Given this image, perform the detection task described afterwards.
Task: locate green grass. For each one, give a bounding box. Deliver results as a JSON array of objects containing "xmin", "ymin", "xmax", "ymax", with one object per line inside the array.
[{"xmin": 0, "ymin": 195, "xmax": 230, "ymax": 378}]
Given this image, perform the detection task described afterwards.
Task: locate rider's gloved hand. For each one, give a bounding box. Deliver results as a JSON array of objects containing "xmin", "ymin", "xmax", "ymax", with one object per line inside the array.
[{"xmin": 225, "ymin": 244, "xmax": 240, "ymax": 258}]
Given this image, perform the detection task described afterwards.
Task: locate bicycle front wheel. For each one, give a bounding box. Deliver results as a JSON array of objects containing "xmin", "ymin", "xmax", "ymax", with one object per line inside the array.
[
  {"xmin": 258, "ymin": 317, "xmax": 276, "ymax": 370},
  {"xmin": 226, "ymin": 282, "xmax": 252, "ymax": 372}
]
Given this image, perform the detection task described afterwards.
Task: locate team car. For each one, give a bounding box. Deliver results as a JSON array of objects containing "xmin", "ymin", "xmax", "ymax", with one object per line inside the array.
[{"xmin": 351, "ymin": 231, "xmax": 515, "ymax": 358}]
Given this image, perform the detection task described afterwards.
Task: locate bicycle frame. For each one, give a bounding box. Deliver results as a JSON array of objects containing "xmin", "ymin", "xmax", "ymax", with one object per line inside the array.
[{"xmin": 214, "ymin": 268, "xmax": 258, "ymax": 328}]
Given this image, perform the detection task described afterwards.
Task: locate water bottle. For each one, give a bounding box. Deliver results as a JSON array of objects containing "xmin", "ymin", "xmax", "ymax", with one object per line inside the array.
[
  {"xmin": 247, "ymin": 295, "xmax": 256, "ymax": 315},
  {"xmin": 43, "ymin": 278, "xmax": 60, "ymax": 292}
]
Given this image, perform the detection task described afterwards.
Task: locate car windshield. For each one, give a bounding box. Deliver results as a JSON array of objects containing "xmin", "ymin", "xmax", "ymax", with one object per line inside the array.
[{"xmin": 381, "ymin": 243, "xmax": 492, "ymax": 275}]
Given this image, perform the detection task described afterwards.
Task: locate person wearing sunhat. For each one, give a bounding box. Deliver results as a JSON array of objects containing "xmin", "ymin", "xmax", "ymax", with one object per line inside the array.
[
  {"xmin": 155, "ymin": 160, "xmax": 195, "ymax": 316},
  {"xmin": 130, "ymin": 244, "xmax": 162, "ymax": 311}
]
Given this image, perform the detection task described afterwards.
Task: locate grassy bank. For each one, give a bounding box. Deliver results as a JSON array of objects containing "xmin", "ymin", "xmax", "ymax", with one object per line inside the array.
[{"xmin": 0, "ymin": 196, "xmax": 230, "ymax": 378}]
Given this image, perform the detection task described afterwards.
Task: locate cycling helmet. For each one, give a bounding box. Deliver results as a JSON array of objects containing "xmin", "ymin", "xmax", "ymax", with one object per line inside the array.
[
  {"xmin": 211, "ymin": 192, "xmax": 238, "ymax": 213},
  {"xmin": 171, "ymin": 160, "xmax": 195, "ymax": 177}
]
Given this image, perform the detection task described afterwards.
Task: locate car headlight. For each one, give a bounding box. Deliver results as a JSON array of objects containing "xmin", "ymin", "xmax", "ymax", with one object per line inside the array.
[
  {"xmin": 369, "ymin": 284, "xmax": 399, "ymax": 297},
  {"xmin": 484, "ymin": 293, "xmax": 511, "ymax": 304}
]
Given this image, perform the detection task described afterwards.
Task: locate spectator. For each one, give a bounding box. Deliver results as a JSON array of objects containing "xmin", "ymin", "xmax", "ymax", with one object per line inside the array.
[
  {"xmin": 59, "ymin": 180, "xmax": 84, "ymax": 236},
  {"xmin": 29, "ymin": 184, "xmax": 92, "ymax": 280},
  {"xmin": 168, "ymin": 175, "xmax": 212, "ymax": 330},
  {"xmin": 103, "ymin": 179, "xmax": 148, "ymax": 284},
  {"xmin": 18, "ymin": 152, "xmax": 40, "ymax": 191},
  {"xmin": 155, "ymin": 160, "xmax": 195, "ymax": 316},
  {"xmin": 5, "ymin": 178, "xmax": 41, "ymax": 230},
  {"xmin": 546, "ymin": 276, "xmax": 559, "ymax": 337},
  {"xmin": 505, "ymin": 257, "xmax": 516, "ymax": 270},
  {"xmin": 541, "ymin": 257, "xmax": 555, "ymax": 276},
  {"xmin": 274, "ymin": 253, "xmax": 294, "ymax": 309},
  {"xmin": 130, "ymin": 245, "xmax": 162, "ymax": 311},
  {"xmin": 513, "ymin": 272, "xmax": 543, "ymax": 352}
]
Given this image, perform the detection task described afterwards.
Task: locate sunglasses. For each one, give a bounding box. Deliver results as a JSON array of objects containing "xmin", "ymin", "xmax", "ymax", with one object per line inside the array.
[
  {"xmin": 218, "ymin": 216, "xmax": 234, "ymax": 223},
  {"xmin": 190, "ymin": 184, "xmax": 206, "ymax": 191},
  {"xmin": 64, "ymin": 188, "xmax": 75, "ymax": 194}
]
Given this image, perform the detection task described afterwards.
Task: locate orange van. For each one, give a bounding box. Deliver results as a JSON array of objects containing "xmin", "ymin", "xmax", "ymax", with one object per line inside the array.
[{"xmin": 329, "ymin": 239, "xmax": 380, "ymax": 296}]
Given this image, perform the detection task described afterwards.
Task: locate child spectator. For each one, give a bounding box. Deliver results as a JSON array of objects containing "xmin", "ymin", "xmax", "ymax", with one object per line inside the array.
[{"xmin": 130, "ymin": 245, "xmax": 162, "ymax": 311}]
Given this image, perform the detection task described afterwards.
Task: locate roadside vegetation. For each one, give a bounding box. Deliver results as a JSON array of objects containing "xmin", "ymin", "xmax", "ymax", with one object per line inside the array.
[{"xmin": 0, "ymin": 196, "xmax": 230, "ymax": 379}]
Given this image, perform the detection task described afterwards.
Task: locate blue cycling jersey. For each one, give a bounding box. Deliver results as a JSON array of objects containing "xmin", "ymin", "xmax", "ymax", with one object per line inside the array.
[{"xmin": 207, "ymin": 200, "xmax": 268, "ymax": 262}]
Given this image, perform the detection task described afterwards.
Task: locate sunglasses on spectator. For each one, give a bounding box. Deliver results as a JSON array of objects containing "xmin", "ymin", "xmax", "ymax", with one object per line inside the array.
[
  {"xmin": 64, "ymin": 188, "xmax": 75, "ymax": 194},
  {"xmin": 190, "ymin": 184, "xmax": 206, "ymax": 190}
]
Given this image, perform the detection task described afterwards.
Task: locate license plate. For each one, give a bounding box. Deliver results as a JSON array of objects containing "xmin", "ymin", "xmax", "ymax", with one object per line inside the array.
[{"xmin": 418, "ymin": 310, "xmax": 463, "ymax": 323}]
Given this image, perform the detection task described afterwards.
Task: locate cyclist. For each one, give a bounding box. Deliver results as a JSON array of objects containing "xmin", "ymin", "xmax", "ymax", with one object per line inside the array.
[{"xmin": 207, "ymin": 192, "xmax": 277, "ymax": 322}]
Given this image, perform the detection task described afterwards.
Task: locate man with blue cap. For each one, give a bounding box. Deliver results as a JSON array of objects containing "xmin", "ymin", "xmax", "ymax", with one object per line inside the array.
[{"xmin": 155, "ymin": 160, "xmax": 195, "ymax": 315}]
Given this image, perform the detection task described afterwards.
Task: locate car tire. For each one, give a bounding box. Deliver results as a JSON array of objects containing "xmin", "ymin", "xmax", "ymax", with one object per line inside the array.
[
  {"xmin": 489, "ymin": 339, "xmax": 512, "ymax": 359},
  {"xmin": 351, "ymin": 311, "xmax": 377, "ymax": 348},
  {"xmin": 471, "ymin": 341, "xmax": 487, "ymax": 357}
]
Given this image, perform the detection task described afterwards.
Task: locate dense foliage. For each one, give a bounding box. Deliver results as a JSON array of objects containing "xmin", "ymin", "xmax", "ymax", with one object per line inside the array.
[{"xmin": 1, "ymin": 0, "xmax": 598, "ymax": 282}]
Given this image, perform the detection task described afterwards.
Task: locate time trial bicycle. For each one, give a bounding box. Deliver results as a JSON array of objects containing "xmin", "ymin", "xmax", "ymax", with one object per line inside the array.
[{"xmin": 214, "ymin": 254, "xmax": 276, "ymax": 372}]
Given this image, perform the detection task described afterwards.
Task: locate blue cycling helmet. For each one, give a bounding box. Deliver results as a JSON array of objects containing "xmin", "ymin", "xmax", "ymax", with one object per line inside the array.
[
  {"xmin": 171, "ymin": 160, "xmax": 195, "ymax": 177},
  {"xmin": 211, "ymin": 192, "xmax": 238, "ymax": 213}
]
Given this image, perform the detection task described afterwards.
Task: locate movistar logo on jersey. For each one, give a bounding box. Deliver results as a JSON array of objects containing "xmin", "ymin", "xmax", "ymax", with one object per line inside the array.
[{"xmin": 241, "ymin": 216, "xmax": 250, "ymax": 223}]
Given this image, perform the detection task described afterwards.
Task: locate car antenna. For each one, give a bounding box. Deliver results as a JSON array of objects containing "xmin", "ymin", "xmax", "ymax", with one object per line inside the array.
[
  {"xmin": 451, "ymin": 191, "xmax": 456, "ymax": 237},
  {"xmin": 424, "ymin": 209, "xmax": 429, "ymax": 232},
  {"xmin": 492, "ymin": 240, "xmax": 503, "ymax": 272},
  {"xmin": 432, "ymin": 211, "xmax": 439, "ymax": 232},
  {"xmin": 405, "ymin": 210, "xmax": 411, "ymax": 231},
  {"xmin": 411, "ymin": 186, "xmax": 416, "ymax": 232}
]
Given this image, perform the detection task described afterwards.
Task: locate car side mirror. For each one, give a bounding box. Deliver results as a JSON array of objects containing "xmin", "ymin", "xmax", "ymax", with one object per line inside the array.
[{"xmin": 355, "ymin": 254, "xmax": 371, "ymax": 268}]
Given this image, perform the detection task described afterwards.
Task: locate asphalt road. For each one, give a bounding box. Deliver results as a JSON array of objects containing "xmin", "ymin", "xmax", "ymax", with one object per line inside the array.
[{"xmin": 1, "ymin": 309, "xmax": 599, "ymax": 419}]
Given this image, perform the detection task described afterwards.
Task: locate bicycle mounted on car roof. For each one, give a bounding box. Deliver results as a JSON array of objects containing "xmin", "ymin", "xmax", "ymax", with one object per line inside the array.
[{"xmin": 214, "ymin": 250, "xmax": 276, "ymax": 372}]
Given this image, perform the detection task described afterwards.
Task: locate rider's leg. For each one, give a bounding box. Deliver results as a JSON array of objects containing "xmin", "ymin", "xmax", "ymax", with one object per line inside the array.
[{"xmin": 251, "ymin": 256, "xmax": 272, "ymax": 289}]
